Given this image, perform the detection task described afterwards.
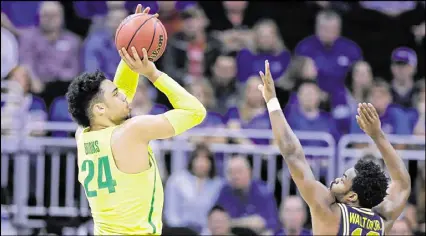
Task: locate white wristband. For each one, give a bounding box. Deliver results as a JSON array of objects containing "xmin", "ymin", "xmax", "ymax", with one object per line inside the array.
[{"xmin": 267, "ymin": 98, "xmax": 281, "ymax": 113}]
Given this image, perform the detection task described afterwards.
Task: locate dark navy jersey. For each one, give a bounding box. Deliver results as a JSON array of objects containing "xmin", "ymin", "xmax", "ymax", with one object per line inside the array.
[{"xmin": 337, "ymin": 203, "xmax": 385, "ymax": 236}]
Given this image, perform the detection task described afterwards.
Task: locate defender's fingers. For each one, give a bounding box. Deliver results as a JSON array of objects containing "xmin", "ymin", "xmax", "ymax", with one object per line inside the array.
[
  {"xmin": 357, "ymin": 107, "xmax": 368, "ymax": 123},
  {"xmin": 131, "ymin": 47, "xmax": 141, "ymax": 62},
  {"xmin": 259, "ymin": 71, "xmax": 266, "ymax": 82},
  {"xmin": 356, "ymin": 115, "xmax": 365, "ymax": 129},
  {"xmin": 136, "ymin": 4, "xmax": 143, "ymax": 14},
  {"xmin": 363, "ymin": 103, "xmax": 375, "ymax": 121},
  {"xmin": 265, "ymin": 60, "xmax": 271, "ymax": 78},
  {"xmin": 368, "ymin": 103, "xmax": 379, "ymax": 118},
  {"xmin": 142, "ymin": 48, "xmax": 149, "ymax": 63}
]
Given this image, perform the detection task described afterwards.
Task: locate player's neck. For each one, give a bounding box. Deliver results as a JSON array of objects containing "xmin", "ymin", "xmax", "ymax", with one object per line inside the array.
[{"xmin": 90, "ymin": 120, "xmax": 117, "ymax": 131}]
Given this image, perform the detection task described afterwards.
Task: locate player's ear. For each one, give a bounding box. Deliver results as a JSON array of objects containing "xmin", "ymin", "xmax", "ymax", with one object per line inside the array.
[
  {"xmin": 93, "ymin": 103, "xmax": 106, "ymax": 116},
  {"xmin": 347, "ymin": 191, "xmax": 358, "ymax": 203}
]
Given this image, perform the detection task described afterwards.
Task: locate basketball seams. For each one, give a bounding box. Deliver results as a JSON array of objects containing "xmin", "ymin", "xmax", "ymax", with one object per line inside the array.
[
  {"xmin": 146, "ymin": 19, "xmax": 158, "ymax": 60},
  {"xmin": 125, "ymin": 15, "xmax": 157, "ymax": 52},
  {"xmin": 115, "ymin": 14, "xmax": 139, "ymax": 47}
]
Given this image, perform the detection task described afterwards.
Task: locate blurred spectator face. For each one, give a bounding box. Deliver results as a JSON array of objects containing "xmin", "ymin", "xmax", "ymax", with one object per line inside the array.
[
  {"xmin": 245, "ymin": 76, "xmax": 264, "ymax": 107},
  {"xmin": 208, "ymin": 209, "xmax": 231, "ymax": 235},
  {"xmin": 254, "ymin": 20, "xmax": 280, "ymax": 52},
  {"xmin": 302, "ymin": 57, "xmax": 318, "ymax": 79},
  {"xmin": 106, "ymin": 9, "xmax": 128, "ymax": 33},
  {"xmin": 352, "ymin": 61, "xmax": 373, "ymax": 88},
  {"xmin": 227, "ymin": 156, "xmax": 251, "ymax": 190},
  {"xmin": 189, "ymin": 80, "xmax": 215, "ymax": 109},
  {"xmin": 39, "ymin": 1, "xmax": 64, "ymax": 33},
  {"xmin": 315, "ymin": 13, "xmax": 341, "ymax": 45},
  {"xmin": 388, "ymin": 218, "xmax": 412, "ymax": 235},
  {"xmin": 281, "ymin": 196, "xmax": 306, "ymax": 233},
  {"xmin": 213, "ymin": 55, "xmax": 236, "ymax": 86},
  {"xmin": 158, "ymin": 1, "xmax": 176, "ymax": 13},
  {"xmin": 369, "ymin": 84, "xmax": 391, "ymax": 113},
  {"xmin": 298, "ymin": 83, "xmax": 321, "ymax": 111},
  {"xmin": 8, "ymin": 66, "xmax": 32, "ymax": 94},
  {"xmin": 182, "ymin": 8, "xmax": 208, "ymax": 38},
  {"xmin": 391, "ymin": 63, "xmax": 415, "ymax": 83},
  {"xmin": 191, "ymin": 150, "xmax": 211, "ymax": 178},
  {"xmin": 223, "ymin": 1, "xmax": 248, "ymax": 12}
]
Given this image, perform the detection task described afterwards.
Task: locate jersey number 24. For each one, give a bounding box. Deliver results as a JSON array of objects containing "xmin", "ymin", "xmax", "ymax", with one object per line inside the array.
[{"xmin": 82, "ymin": 156, "xmax": 117, "ymax": 197}]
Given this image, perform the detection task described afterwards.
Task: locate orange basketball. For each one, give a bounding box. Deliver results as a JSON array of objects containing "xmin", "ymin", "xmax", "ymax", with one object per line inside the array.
[{"xmin": 115, "ymin": 13, "xmax": 168, "ymax": 62}]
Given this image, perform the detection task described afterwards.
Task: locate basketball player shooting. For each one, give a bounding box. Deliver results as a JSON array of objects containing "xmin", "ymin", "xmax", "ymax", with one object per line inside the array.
[
  {"xmin": 65, "ymin": 5, "xmax": 206, "ymax": 235},
  {"xmin": 258, "ymin": 60, "xmax": 411, "ymax": 235}
]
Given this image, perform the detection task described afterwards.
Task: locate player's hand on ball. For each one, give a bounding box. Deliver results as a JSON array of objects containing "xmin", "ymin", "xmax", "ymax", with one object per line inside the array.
[
  {"xmin": 119, "ymin": 47, "xmax": 158, "ymax": 79},
  {"xmin": 356, "ymin": 103, "xmax": 382, "ymax": 138},
  {"xmin": 258, "ymin": 60, "xmax": 277, "ymax": 103}
]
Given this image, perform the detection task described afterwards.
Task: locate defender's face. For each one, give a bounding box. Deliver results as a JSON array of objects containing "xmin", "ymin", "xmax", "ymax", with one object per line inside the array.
[
  {"xmin": 330, "ymin": 168, "xmax": 357, "ymax": 203},
  {"xmin": 100, "ymin": 80, "xmax": 130, "ymax": 124}
]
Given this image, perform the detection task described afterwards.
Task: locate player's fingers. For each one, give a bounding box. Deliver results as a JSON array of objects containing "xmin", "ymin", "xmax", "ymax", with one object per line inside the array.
[
  {"xmin": 368, "ymin": 103, "xmax": 379, "ymax": 119},
  {"xmin": 120, "ymin": 48, "xmax": 136, "ymax": 67},
  {"xmin": 265, "ymin": 60, "xmax": 271, "ymax": 81},
  {"xmin": 141, "ymin": 48, "xmax": 149, "ymax": 63},
  {"xmin": 364, "ymin": 103, "xmax": 376, "ymax": 121},
  {"xmin": 142, "ymin": 6, "xmax": 150, "ymax": 14},
  {"xmin": 361, "ymin": 103, "xmax": 374, "ymax": 123},
  {"xmin": 131, "ymin": 47, "xmax": 142, "ymax": 63},
  {"xmin": 153, "ymin": 13, "xmax": 159, "ymax": 18},
  {"xmin": 135, "ymin": 4, "xmax": 142, "ymax": 14}
]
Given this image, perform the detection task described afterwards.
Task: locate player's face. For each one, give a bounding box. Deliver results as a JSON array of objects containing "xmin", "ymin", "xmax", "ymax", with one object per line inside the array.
[
  {"xmin": 330, "ymin": 167, "xmax": 357, "ymax": 204},
  {"xmin": 100, "ymin": 80, "xmax": 130, "ymax": 124},
  {"xmin": 208, "ymin": 210, "xmax": 231, "ymax": 235}
]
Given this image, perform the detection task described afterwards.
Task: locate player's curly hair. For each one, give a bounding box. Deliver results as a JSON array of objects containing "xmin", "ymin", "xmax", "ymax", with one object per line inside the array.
[
  {"xmin": 352, "ymin": 159, "xmax": 389, "ymax": 208},
  {"xmin": 66, "ymin": 70, "xmax": 107, "ymax": 127}
]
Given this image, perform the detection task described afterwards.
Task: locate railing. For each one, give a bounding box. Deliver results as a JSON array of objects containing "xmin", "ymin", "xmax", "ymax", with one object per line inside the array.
[{"xmin": 1, "ymin": 121, "xmax": 425, "ymax": 233}]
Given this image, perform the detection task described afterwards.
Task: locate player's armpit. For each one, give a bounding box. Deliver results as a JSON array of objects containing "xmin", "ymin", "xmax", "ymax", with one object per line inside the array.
[
  {"xmin": 373, "ymin": 181, "xmax": 411, "ymax": 230},
  {"xmin": 123, "ymin": 114, "xmax": 176, "ymax": 141}
]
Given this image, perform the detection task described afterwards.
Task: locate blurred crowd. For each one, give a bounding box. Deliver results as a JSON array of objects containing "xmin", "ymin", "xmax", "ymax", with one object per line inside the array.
[{"xmin": 1, "ymin": 1, "xmax": 425, "ymax": 236}]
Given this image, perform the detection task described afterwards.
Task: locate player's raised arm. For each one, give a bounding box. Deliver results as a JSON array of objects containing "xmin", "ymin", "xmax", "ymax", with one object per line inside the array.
[
  {"xmin": 118, "ymin": 47, "xmax": 206, "ymax": 141},
  {"xmin": 258, "ymin": 60, "xmax": 334, "ymax": 211},
  {"xmin": 112, "ymin": 4, "xmax": 155, "ymax": 103},
  {"xmin": 356, "ymin": 103, "xmax": 411, "ymax": 229}
]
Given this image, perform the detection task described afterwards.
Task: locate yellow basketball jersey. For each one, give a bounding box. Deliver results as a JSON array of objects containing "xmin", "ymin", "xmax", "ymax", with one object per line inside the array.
[{"xmin": 77, "ymin": 126, "xmax": 164, "ymax": 235}]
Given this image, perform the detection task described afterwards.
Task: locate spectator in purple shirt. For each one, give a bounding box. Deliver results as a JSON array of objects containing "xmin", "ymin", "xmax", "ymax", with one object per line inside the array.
[
  {"xmin": 83, "ymin": 8, "xmax": 127, "ymax": 80},
  {"xmin": 215, "ymin": 156, "xmax": 280, "ymax": 234},
  {"xmin": 390, "ymin": 47, "xmax": 418, "ymax": 108},
  {"xmin": 19, "ymin": 1, "xmax": 81, "ymax": 107},
  {"xmin": 210, "ymin": 54, "xmax": 239, "ymax": 115},
  {"xmin": 275, "ymin": 196, "xmax": 312, "ymax": 236},
  {"xmin": 226, "ymin": 76, "xmax": 271, "ymax": 145},
  {"xmin": 334, "ymin": 60, "xmax": 374, "ymax": 133},
  {"xmin": 350, "ymin": 80, "xmax": 412, "ymax": 135},
  {"xmin": 295, "ymin": 9, "xmax": 363, "ymax": 95},
  {"xmin": 285, "ymin": 80, "xmax": 340, "ymax": 143},
  {"xmin": 236, "ymin": 18, "xmax": 291, "ymax": 83}
]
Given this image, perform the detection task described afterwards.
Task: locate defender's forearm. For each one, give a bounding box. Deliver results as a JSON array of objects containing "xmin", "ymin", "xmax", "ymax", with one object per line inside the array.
[
  {"xmin": 113, "ymin": 60, "xmax": 139, "ymax": 103},
  {"xmin": 269, "ymin": 109, "xmax": 304, "ymax": 158},
  {"xmin": 153, "ymin": 73, "xmax": 206, "ymax": 135},
  {"xmin": 372, "ymin": 131, "xmax": 411, "ymax": 188}
]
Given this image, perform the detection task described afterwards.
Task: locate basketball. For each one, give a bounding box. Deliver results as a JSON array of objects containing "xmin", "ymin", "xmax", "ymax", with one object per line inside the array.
[{"xmin": 115, "ymin": 13, "xmax": 168, "ymax": 62}]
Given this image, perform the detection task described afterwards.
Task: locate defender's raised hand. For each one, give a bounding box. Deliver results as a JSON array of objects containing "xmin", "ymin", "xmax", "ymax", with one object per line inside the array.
[
  {"xmin": 356, "ymin": 103, "xmax": 382, "ymax": 138},
  {"xmin": 258, "ymin": 60, "xmax": 277, "ymax": 103}
]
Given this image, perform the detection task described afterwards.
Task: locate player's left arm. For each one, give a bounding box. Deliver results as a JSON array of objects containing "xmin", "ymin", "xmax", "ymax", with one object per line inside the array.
[
  {"xmin": 356, "ymin": 103, "xmax": 411, "ymax": 230},
  {"xmin": 112, "ymin": 4, "xmax": 154, "ymax": 103}
]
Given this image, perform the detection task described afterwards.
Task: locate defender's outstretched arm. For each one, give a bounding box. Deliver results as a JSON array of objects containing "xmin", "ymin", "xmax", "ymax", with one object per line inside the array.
[{"xmin": 259, "ymin": 60, "xmax": 334, "ymax": 211}]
